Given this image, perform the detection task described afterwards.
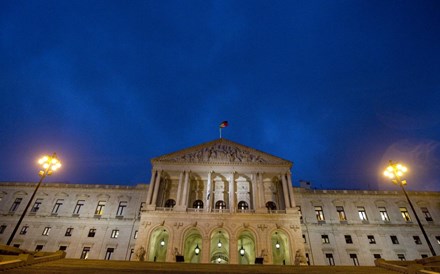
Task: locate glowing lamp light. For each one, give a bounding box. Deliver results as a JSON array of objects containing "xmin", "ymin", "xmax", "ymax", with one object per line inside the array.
[
  {"xmin": 217, "ymin": 257, "xmax": 221, "ymax": 263},
  {"xmin": 160, "ymin": 238, "xmax": 165, "ymax": 247},
  {"xmin": 194, "ymin": 244, "xmax": 200, "ymax": 255},
  {"xmin": 217, "ymin": 240, "xmax": 222, "ymax": 248},
  {"xmin": 239, "ymin": 246, "xmax": 245, "ymax": 256},
  {"xmin": 275, "ymin": 241, "xmax": 280, "ymax": 249}
]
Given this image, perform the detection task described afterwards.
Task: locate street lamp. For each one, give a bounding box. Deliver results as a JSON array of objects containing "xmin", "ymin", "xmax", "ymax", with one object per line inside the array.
[
  {"xmin": 383, "ymin": 160, "xmax": 436, "ymax": 256},
  {"xmin": 194, "ymin": 244, "xmax": 200, "ymax": 255},
  {"xmin": 7, "ymin": 153, "xmax": 62, "ymax": 246}
]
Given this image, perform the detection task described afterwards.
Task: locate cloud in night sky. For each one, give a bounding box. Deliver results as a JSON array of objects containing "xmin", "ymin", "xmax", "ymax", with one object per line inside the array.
[{"xmin": 1, "ymin": 0, "xmax": 439, "ymax": 191}]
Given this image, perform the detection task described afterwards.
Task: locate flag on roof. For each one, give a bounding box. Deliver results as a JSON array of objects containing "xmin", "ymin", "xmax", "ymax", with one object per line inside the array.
[{"xmin": 219, "ymin": 121, "xmax": 228, "ymax": 128}]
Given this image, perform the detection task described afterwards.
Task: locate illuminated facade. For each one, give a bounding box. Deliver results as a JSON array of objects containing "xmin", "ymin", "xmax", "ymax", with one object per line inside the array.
[{"xmin": 0, "ymin": 138, "xmax": 439, "ymax": 265}]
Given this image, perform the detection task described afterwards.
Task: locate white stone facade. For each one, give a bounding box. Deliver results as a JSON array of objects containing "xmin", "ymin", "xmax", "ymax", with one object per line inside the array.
[{"xmin": 0, "ymin": 138, "xmax": 439, "ymax": 265}]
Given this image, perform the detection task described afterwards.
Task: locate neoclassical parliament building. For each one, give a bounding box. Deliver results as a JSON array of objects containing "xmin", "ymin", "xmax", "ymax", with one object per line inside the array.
[{"xmin": 1, "ymin": 139, "xmax": 439, "ymax": 265}]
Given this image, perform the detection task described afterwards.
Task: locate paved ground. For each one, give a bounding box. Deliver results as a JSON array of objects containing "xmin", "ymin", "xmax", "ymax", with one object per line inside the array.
[{"xmin": 5, "ymin": 259, "xmax": 400, "ymax": 274}]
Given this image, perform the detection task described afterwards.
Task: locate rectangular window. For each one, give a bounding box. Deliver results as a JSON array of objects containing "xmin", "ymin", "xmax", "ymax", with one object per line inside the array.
[
  {"xmin": 129, "ymin": 249, "xmax": 134, "ymax": 261},
  {"xmin": 10, "ymin": 198, "xmax": 23, "ymax": 212},
  {"xmin": 105, "ymin": 248, "xmax": 114, "ymax": 260},
  {"xmin": 35, "ymin": 245, "xmax": 44, "ymax": 251},
  {"xmin": 336, "ymin": 206, "xmax": 347, "ymax": 221},
  {"xmin": 297, "ymin": 206, "xmax": 303, "ymax": 222},
  {"xmin": 367, "ymin": 235, "xmax": 376, "ymax": 244},
  {"xmin": 31, "ymin": 198, "xmax": 43, "ymax": 213},
  {"xmin": 20, "ymin": 226, "xmax": 28, "ymax": 235},
  {"xmin": 421, "ymin": 207, "xmax": 433, "ymax": 222},
  {"xmin": 73, "ymin": 200, "xmax": 85, "ymax": 215},
  {"xmin": 65, "ymin": 227, "xmax": 73, "ymax": 237},
  {"xmin": 134, "ymin": 230, "xmax": 138, "ymax": 239},
  {"xmin": 52, "ymin": 199, "xmax": 64, "ymax": 214},
  {"xmin": 138, "ymin": 202, "xmax": 146, "ymax": 217},
  {"xmin": 373, "ymin": 254, "xmax": 381, "ymax": 259},
  {"xmin": 302, "ymin": 234, "xmax": 306, "ymax": 243},
  {"xmin": 436, "ymin": 236, "xmax": 440, "ymax": 245},
  {"xmin": 350, "ymin": 254, "xmax": 359, "ymax": 266},
  {"xmin": 321, "ymin": 234, "xmax": 330, "ymax": 244},
  {"xmin": 391, "ymin": 235, "xmax": 399, "ymax": 244},
  {"xmin": 59, "ymin": 246, "xmax": 67, "ymax": 251},
  {"xmin": 358, "ymin": 207, "xmax": 368, "ymax": 221},
  {"xmin": 397, "ymin": 254, "xmax": 406, "ymax": 261},
  {"xmin": 110, "ymin": 229, "xmax": 119, "ymax": 238},
  {"xmin": 13, "ymin": 244, "xmax": 20, "ymax": 248},
  {"xmin": 413, "ymin": 236, "xmax": 422, "ymax": 245},
  {"xmin": 95, "ymin": 201, "xmax": 106, "ymax": 215},
  {"xmin": 42, "ymin": 227, "xmax": 51, "ymax": 236},
  {"xmin": 315, "ymin": 206, "xmax": 325, "ymax": 221},
  {"xmin": 379, "ymin": 207, "xmax": 390, "ymax": 221},
  {"xmin": 88, "ymin": 228, "xmax": 96, "ymax": 237},
  {"xmin": 400, "ymin": 207, "xmax": 411, "ymax": 221},
  {"xmin": 116, "ymin": 201, "xmax": 127, "ymax": 216},
  {"xmin": 421, "ymin": 254, "xmax": 428, "ymax": 258},
  {"xmin": 80, "ymin": 247, "xmax": 90, "ymax": 259},
  {"xmin": 345, "ymin": 235, "xmax": 353, "ymax": 244},
  {"xmin": 305, "ymin": 253, "xmax": 310, "ymax": 265},
  {"xmin": 0, "ymin": 225, "xmax": 6, "ymax": 234},
  {"xmin": 325, "ymin": 253, "xmax": 335, "ymax": 266}
]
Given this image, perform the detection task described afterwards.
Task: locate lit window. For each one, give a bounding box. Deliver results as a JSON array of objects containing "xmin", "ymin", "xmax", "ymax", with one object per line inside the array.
[
  {"xmin": 134, "ymin": 230, "xmax": 138, "ymax": 239},
  {"xmin": 88, "ymin": 229, "xmax": 96, "ymax": 237},
  {"xmin": 336, "ymin": 206, "xmax": 347, "ymax": 221},
  {"xmin": 20, "ymin": 225, "xmax": 28, "ymax": 235},
  {"xmin": 315, "ymin": 206, "xmax": 325, "ymax": 221},
  {"xmin": 379, "ymin": 207, "xmax": 390, "ymax": 221},
  {"xmin": 436, "ymin": 236, "xmax": 440, "ymax": 245},
  {"xmin": 10, "ymin": 198, "xmax": 22, "ymax": 212},
  {"xmin": 325, "ymin": 253, "xmax": 335, "ymax": 265},
  {"xmin": 42, "ymin": 227, "xmax": 51, "ymax": 236},
  {"xmin": 367, "ymin": 235, "xmax": 376, "ymax": 244},
  {"xmin": 397, "ymin": 254, "xmax": 406, "ymax": 261},
  {"xmin": 105, "ymin": 248, "xmax": 114, "ymax": 260},
  {"xmin": 358, "ymin": 207, "xmax": 368, "ymax": 221},
  {"xmin": 345, "ymin": 235, "xmax": 353, "ymax": 244},
  {"xmin": 31, "ymin": 198, "xmax": 43, "ymax": 213},
  {"xmin": 302, "ymin": 234, "xmax": 306, "ymax": 243},
  {"xmin": 65, "ymin": 227, "xmax": 73, "ymax": 237},
  {"xmin": 95, "ymin": 201, "xmax": 106, "ymax": 215},
  {"xmin": 116, "ymin": 201, "xmax": 127, "ymax": 216},
  {"xmin": 413, "ymin": 236, "xmax": 422, "ymax": 245},
  {"xmin": 80, "ymin": 247, "xmax": 90, "ymax": 259},
  {"xmin": 52, "ymin": 199, "xmax": 64, "ymax": 214},
  {"xmin": 111, "ymin": 229, "xmax": 119, "ymax": 238},
  {"xmin": 350, "ymin": 254, "xmax": 359, "ymax": 266},
  {"xmin": 193, "ymin": 200, "xmax": 203, "ymax": 209},
  {"xmin": 321, "ymin": 234, "xmax": 330, "ymax": 244},
  {"xmin": 391, "ymin": 235, "xmax": 399, "ymax": 244},
  {"xmin": 421, "ymin": 207, "xmax": 433, "ymax": 222},
  {"xmin": 238, "ymin": 201, "xmax": 249, "ymax": 210},
  {"xmin": 73, "ymin": 200, "xmax": 85, "ymax": 215},
  {"xmin": 215, "ymin": 200, "xmax": 226, "ymax": 209},
  {"xmin": 400, "ymin": 207, "xmax": 411, "ymax": 221}
]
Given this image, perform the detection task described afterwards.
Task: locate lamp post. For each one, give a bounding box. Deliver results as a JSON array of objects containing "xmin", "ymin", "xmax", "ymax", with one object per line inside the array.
[
  {"xmin": 383, "ymin": 160, "xmax": 436, "ymax": 256},
  {"xmin": 7, "ymin": 153, "xmax": 62, "ymax": 246}
]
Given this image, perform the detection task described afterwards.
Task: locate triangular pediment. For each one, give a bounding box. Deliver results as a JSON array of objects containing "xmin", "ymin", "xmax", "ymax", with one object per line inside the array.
[{"xmin": 152, "ymin": 138, "xmax": 291, "ymax": 166}]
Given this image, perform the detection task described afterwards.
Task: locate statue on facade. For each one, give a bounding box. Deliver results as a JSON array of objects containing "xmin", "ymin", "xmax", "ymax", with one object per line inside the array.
[{"xmin": 135, "ymin": 246, "xmax": 146, "ymax": 261}]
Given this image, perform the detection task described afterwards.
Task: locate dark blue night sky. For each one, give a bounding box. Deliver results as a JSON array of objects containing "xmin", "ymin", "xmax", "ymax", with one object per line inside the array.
[{"xmin": 1, "ymin": 1, "xmax": 439, "ymax": 191}]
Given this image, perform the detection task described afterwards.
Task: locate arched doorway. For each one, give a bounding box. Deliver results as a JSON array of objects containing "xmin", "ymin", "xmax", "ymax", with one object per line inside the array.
[
  {"xmin": 183, "ymin": 228, "xmax": 202, "ymax": 263},
  {"xmin": 237, "ymin": 230, "xmax": 256, "ymax": 264},
  {"xmin": 210, "ymin": 229, "xmax": 229, "ymax": 264},
  {"xmin": 271, "ymin": 230, "xmax": 291, "ymax": 265},
  {"xmin": 148, "ymin": 227, "xmax": 169, "ymax": 262}
]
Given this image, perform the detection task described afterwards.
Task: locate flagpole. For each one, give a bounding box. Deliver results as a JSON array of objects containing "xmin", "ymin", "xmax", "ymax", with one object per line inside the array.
[{"xmin": 219, "ymin": 127, "xmax": 222, "ymax": 138}]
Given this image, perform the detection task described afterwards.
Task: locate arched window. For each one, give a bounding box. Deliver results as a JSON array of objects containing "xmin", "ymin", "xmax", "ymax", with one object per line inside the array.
[
  {"xmin": 193, "ymin": 200, "xmax": 204, "ymax": 209},
  {"xmin": 266, "ymin": 201, "xmax": 277, "ymax": 211},
  {"xmin": 238, "ymin": 201, "xmax": 249, "ymax": 210},
  {"xmin": 164, "ymin": 199, "xmax": 176, "ymax": 208},
  {"xmin": 215, "ymin": 200, "xmax": 226, "ymax": 209}
]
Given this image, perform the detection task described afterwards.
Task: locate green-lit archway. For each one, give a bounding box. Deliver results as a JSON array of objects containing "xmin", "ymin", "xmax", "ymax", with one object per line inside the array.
[
  {"xmin": 183, "ymin": 228, "xmax": 202, "ymax": 263},
  {"xmin": 210, "ymin": 229, "xmax": 229, "ymax": 264},
  {"xmin": 148, "ymin": 227, "xmax": 169, "ymax": 262},
  {"xmin": 271, "ymin": 230, "xmax": 291, "ymax": 265},
  {"xmin": 237, "ymin": 230, "xmax": 256, "ymax": 264}
]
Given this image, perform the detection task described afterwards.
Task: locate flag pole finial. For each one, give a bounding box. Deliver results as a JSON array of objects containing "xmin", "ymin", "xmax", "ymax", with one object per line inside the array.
[{"xmin": 219, "ymin": 121, "xmax": 228, "ymax": 138}]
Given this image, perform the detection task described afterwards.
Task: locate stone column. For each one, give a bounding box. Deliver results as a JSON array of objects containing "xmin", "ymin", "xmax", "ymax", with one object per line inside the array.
[
  {"xmin": 228, "ymin": 173, "xmax": 235, "ymax": 212},
  {"xmin": 258, "ymin": 173, "xmax": 265, "ymax": 210},
  {"xmin": 229, "ymin": 238, "xmax": 238, "ymax": 264},
  {"xmin": 281, "ymin": 174, "xmax": 291, "ymax": 209},
  {"xmin": 146, "ymin": 169, "xmax": 157, "ymax": 205},
  {"xmin": 181, "ymin": 171, "xmax": 190, "ymax": 208},
  {"xmin": 151, "ymin": 170, "xmax": 162, "ymax": 207},
  {"xmin": 201, "ymin": 236, "xmax": 210, "ymax": 263},
  {"xmin": 251, "ymin": 173, "xmax": 258, "ymax": 210},
  {"xmin": 287, "ymin": 172, "xmax": 295, "ymax": 208},
  {"xmin": 176, "ymin": 171, "xmax": 184, "ymax": 206},
  {"xmin": 205, "ymin": 171, "xmax": 212, "ymax": 212}
]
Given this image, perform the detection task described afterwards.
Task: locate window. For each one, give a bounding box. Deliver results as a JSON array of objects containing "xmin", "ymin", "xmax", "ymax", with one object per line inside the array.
[
  {"xmin": 305, "ymin": 253, "xmax": 310, "ymax": 265},
  {"xmin": 266, "ymin": 201, "xmax": 277, "ymax": 210},
  {"xmin": 35, "ymin": 245, "xmax": 44, "ymax": 251},
  {"xmin": 80, "ymin": 247, "xmax": 90, "ymax": 259},
  {"xmin": 358, "ymin": 207, "xmax": 368, "ymax": 221},
  {"xmin": 13, "ymin": 244, "xmax": 20, "ymax": 248},
  {"xmin": 350, "ymin": 254, "xmax": 359, "ymax": 266},
  {"xmin": 379, "ymin": 207, "xmax": 390, "ymax": 221},
  {"xmin": 391, "ymin": 235, "xmax": 399, "ymax": 244},
  {"xmin": 193, "ymin": 200, "xmax": 203, "ymax": 209},
  {"xmin": 397, "ymin": 254, "xmax": 406, "ymax": 261},
  {"xmin": 88, "ymin": 228, "xmax": 96, "ymax": 237},
  {"xmin": 315, "ymin": 206, "xmax": 325, "ymax": 221},
  {"xmin": 345, "ymin": 235, "xmax": 353, "ymax": 244},
  {"xmin": 367, "ymin": 235, "xmax": 376, "ymax": 244},
  {"xmin": 73, "ymin": 200, "xmax": 85, "ymax": 215},
  {"xmin": 129, "ymin": 249, "xmax": 134, "ymax": 261},
  {"xmin": 215, "ymin": 200, "xmax": 226, "ymax": 209},
  {"xmin": 325, "ymin": 253, "xmax": 335, "ymax": 266},
  {"xmin": 59, "ymin": 246, "xmax": 67, "ymax": 251},
  {"xmin": 0, "ymin": 225, "xmax": 6, "ymax": 234},
  {"xmin": 413, "ymin": 236, "xmax": 422, "ymax": 245},
  {"xmin": 421, "ymin": 207, "xmax": 433, "ymax": 222},
  {"xmin": 134, "ymin": 230, "xmax": 138, "ymax": 239},
  {"xmin": 421, "ymin": 254, "xmax": 428, "ymax": 258},
  {"xmin": 238, "ymin": 201, "xmax": 249, "ymax": 210},
  {"xmin": 302, "ymin": 234, "xmax": 306, "ymax": 243},
  {"xmin": 65, "ymin": 227, "xmax": 73, "ymax": 237},
  {"xmin": 164, "ymin": 199, "xmax": 175, "ymax": 208},
  {"xmin": 321, "ymin": 234, "xmax": 330, "ymax": 244},
  {"xmin": 95, "ymin": 201, "xmax": 106, "ymax": 215},
  {"xmin": 105, "ymin": 248, "xmax": 114, "ymax": 260},
  {"xmin": 31, "ymin": 198, "xmax": 43, "ymax": 213},
  {"xmin": 52, "ymin": 199, "xmax": 64, "ymax": 214},
  {"xmin": 373, "ymin": 254, "xmax": 381, "ymax": 259},
  {"xmin": 116, "ymin": 201, "xmax": 127, "ymax": 216},
  {"xmin": 111, "ymin": 229, "xmax": 119, "ymax": 238},
  {"xmin": 400, "ymin": 207, "xmax": 411, "ymax": 221},
  {"xmin": 42, "ymin": 227, "xmax": 51, "ymax": 236},
  {"xmin": 20, "ymin": 226, "xmax": 28, "ymax": 235},
  {"xmin": 336, "ymin": 206, "xmax": 347, "ymax": 221},
  {"xmin": 436, "ymin": 236, "xmax": 440, "ymax": 245},
  {"xmin": 297, "ymin": 206, "xmax": 303, "ymax": 222},
  {"xmin": 10, "ymin": 198, "xmax": 22, "ymax": 212}
]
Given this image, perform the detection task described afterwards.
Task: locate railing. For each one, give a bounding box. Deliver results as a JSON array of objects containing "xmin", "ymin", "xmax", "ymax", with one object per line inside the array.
[{"xmin": 155, "ymin": 207, "xmax": 174, "ymax": 212}]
